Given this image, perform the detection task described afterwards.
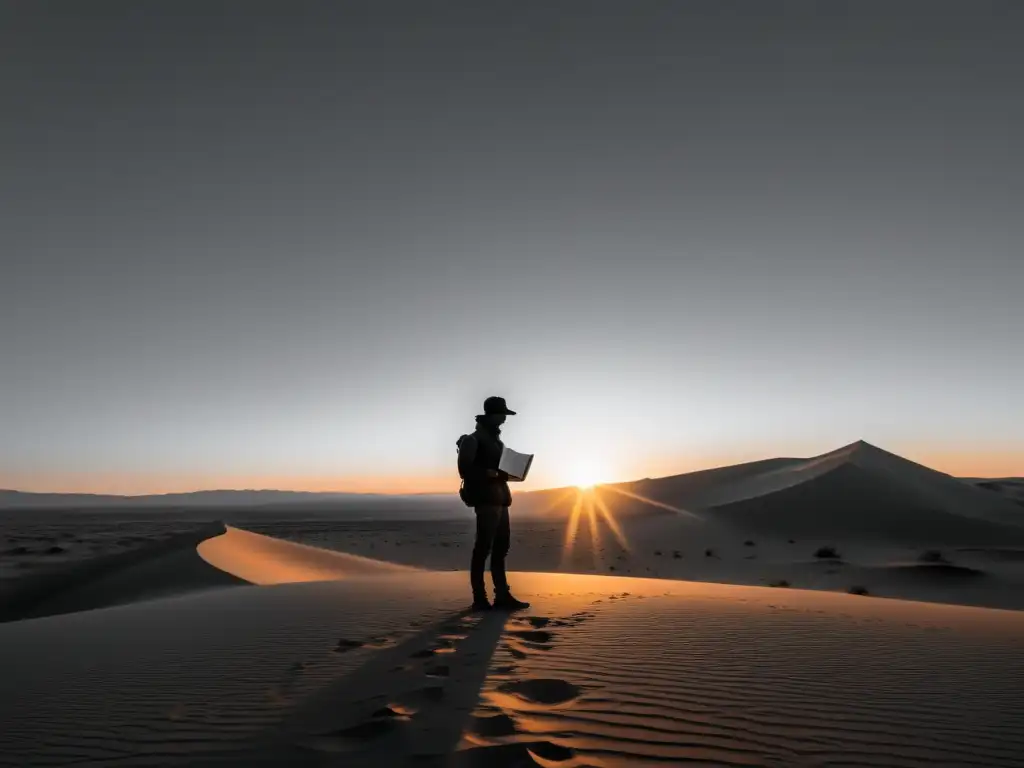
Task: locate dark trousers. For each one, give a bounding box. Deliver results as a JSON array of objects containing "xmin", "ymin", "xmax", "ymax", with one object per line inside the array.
[{"xmin": 471, "ymin": 505, "xmax": 510, "ymax": 599}]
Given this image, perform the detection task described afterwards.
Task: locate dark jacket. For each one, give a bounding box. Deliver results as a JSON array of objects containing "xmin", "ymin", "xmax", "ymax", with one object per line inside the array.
[{"xmin": 458, "ymin": 425, "xmax": 512, "ymax": 507}]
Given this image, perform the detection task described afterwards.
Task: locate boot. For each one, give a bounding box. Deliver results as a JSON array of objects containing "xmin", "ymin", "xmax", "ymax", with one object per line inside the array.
[
  {"xmin": 492, "ymin": 591, "xmax": 530, "ymax": 611},
  {"xmin": 470, "ymin": 595, "xmax": 492, "ymax": 612}
]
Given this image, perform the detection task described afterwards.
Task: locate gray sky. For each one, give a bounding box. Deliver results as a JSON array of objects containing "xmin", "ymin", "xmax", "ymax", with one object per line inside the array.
[{"xmin": 1, "ymin": 1, "xmax": 1021, "ymax": 493}]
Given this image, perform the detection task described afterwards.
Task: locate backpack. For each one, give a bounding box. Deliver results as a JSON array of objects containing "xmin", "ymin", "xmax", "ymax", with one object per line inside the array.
[{"xmin": 456, "ymin": 434, "xmax": 474, "ymax": 507}]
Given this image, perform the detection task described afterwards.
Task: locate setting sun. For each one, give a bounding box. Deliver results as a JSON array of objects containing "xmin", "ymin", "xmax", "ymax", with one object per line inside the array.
[{"xmin": 566, "ymin": 458, "xmax": 608, "ymax": 490}]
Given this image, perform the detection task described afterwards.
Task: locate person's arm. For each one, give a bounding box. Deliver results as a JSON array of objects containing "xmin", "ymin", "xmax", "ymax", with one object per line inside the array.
[{"xmin": 457, "ymin": 435, "xmax": 478, "ymax": 479}]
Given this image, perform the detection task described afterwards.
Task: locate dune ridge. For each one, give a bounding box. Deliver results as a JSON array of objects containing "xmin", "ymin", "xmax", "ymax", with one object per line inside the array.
[
  {"xmin": 0, "ymin": 523, "xmax": 420, "ymax": 624},
  {"xmin": 0, "ymin": 521, "xmax": 242, "ymax": 623},
  {"xmin": 197, "ymin": 524, "xmax": 419, "ymax": 584},
  {"xmin": 562, "ymin": 440, "xmax": 1024, "ymax": 543}
]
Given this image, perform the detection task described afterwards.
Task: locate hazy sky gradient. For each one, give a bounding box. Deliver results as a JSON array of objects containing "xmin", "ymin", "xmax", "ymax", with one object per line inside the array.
[{"xmin": 2, "ymin": 2, "xmax": 1021, "ymax": 493}]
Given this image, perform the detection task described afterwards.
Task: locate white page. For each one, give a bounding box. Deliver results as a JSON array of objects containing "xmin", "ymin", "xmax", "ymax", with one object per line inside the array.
[{"xmin": 499, "ymin": 446, "xmax": 534, "ymax": 481}]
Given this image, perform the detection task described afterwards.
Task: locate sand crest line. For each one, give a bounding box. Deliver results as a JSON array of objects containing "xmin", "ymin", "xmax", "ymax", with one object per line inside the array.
[
  {"xmin": 196, "ymin": 524, "xmax": 420, "ymax": 584},
  {"xmin": 0, "ymin": 523, "xmax": 419, "ymax": 624}
]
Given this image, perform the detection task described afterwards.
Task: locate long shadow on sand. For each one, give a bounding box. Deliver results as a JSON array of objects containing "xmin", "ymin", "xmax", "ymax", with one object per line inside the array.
[{"xmin": 241, "ymin": 608, "xmax": 512, "ymax": 766}]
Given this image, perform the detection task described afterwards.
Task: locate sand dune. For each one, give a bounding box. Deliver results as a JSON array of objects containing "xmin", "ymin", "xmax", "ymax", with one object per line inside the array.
[
  {"xmin": 1, "ymin": 524, "xmax": 418, "ymax": 624},
  {"xmin": 0, "ymin": 522, "xmax": 243, "ymax": 623},
  {"xmin": 541, "ymin": 441, "xmax": 1024, "ymax": 544},
  {"xmin": 4, "ymin": 458, "xmax": 1024, "ymax": 767},
  {"xmin": 197, "ymin": 524, "xmax": 418, "ymax": 583},
  {"xmin": 2, "ymin": 555, "xmax": 1023, "ymax": 767}
]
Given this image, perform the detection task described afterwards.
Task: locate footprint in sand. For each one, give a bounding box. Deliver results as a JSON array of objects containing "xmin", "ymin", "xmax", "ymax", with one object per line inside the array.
[
  {"xmin": 468, "ymin": 712, "xmax": 518, "ymax": 737},
  {"xmin": 438, "ymin": 633, "xmax": 468, "ymax": 642},
  {"xmin": 496, "ymin": 678, "xmax": 581, "ymax": 706},
  {"xmin": 364, "ymin": 634, "xmax": 399, "ymax": 649},
  {"xmin": 424, "ymin": 664, "xmax": 450, "ymax": 678},
  {"xmin": 527, "ymin": 741, "xmax": 576, "ymax": 761},
  {"xmin": 508, "ymin": 630, "xmax": 553, "ymax": 644},
  {"xmin": 454, "ymin": 741, "xmax": 578, "ymax": 766},
  {"xmin": 428, "ymin": 637, "xmax": 462, "ymax": 654},
  {"xmin": 505, "ymin": 645, "xmax": 528, "ymax": 660},
  {"xmin": 370, "ymin": 703, "xmax": 417, "ymax": 719},
  {"xmin": 334, "ymin": 639, "xmax": 365, "ymax": 653}
]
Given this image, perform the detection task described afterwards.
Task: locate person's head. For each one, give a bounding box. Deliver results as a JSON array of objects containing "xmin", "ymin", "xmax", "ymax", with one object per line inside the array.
[{"xmin": 478, "ymin": 396, "xmax": 515, "ymax": 428}]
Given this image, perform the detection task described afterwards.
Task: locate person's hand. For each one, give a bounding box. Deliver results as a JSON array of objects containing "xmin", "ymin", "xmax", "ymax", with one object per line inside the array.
[{"xmin": 486, "ymin": 469, "xmax": 500, "ymax": 478}]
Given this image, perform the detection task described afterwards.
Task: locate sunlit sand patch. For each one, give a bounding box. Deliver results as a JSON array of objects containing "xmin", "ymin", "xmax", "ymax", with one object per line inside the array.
[{"xmin": 197, "ymin": 524, "xmax": 417, "ymax": 584}]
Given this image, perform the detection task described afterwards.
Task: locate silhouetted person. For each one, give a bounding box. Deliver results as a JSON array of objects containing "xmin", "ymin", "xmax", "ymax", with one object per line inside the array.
[{"xmin": 457, "ymin": 396, "xmax": 530, "ymax": 611}]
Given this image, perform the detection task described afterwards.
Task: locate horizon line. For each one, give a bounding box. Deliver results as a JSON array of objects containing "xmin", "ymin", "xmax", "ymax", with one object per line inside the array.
[{"xmin": 3, "ymin": 440, "xmax": 1021, "ymax": 497}]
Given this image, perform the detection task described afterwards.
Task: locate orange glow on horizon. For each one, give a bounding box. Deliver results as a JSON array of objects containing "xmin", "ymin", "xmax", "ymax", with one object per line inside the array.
[
  {"xmin": 0, "ymin": 471, "xmax": 458, "ymax": 497},
  {"xmin": 1, "ymin": 446, "xmax": 1020, "ymax": 496}
]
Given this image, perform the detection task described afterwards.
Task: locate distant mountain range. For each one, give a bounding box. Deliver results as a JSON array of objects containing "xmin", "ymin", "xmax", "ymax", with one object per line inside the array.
[{"xmin": 0, "ymin": 489, "xmax": 454, "ymax": 510}]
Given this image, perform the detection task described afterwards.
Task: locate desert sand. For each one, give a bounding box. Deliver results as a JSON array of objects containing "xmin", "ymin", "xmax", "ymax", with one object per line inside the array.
[
  {"xmin": 2, "ymin": 441, "xmax": 1024, "ymax": 766},
  {"xmin": 0, "ymin": 526, "xmax": 1023, "ymax": 766}
]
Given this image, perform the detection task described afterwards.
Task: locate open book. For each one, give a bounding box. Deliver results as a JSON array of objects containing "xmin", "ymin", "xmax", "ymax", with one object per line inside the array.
[{"xmin": 499, "ymin": 446, "xmax": 534, "ymax": 482}]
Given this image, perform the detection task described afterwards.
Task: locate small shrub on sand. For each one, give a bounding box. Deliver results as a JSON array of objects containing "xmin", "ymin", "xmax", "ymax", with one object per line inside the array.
[
  {"xmin": 848, "ymin": 585, "xmax": 869, "ymax": 596},
  {"xmin": 918, "ymin": 549, "xmax": 949, "ymax": 564},
  {"xmin": 704, "ymin": 548, "xmax": 715, "ymax": 558},
  {"xmin": 672, "ymin": 550, "xmax": 682, "ymax": 559},
  {"xmin": 814, "ymin": 546, "xmax": 840, "ymax": 559},
  {"xmin": 744, "ymin": 540, "xmax": 756, "ymax": 547},
  {"xmin": 788, "ymin": 539, "xmax": 796, "ymax": 544},
  {"xmin": 654, "ymin": 550, "xmax": 662, "ymax": 556},
  {"xmin": 769, "ymin": 579, "xmax": 791, "ymax": 588}
]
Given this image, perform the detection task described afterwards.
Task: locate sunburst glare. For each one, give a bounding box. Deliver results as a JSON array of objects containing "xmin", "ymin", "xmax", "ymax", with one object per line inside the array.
[
  {"xmin": 565, "ymin": 457, "xmax": 609, "ymax": 489},
  {"xmin": 557, "ymin": 483, "xmax": 704, "ymax": 567}
]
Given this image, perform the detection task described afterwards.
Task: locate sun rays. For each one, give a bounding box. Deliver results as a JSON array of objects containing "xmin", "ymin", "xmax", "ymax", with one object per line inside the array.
[
  {"xmin": 591, "ymin": 491, "xmax": 630, "ymax": 552},
  {"xmin": 562, "ymin": 491, "xmax": 585, "ymax": 561},
  {"xmin": 601, "ymin": 485, "xmax": 704, "ymax": 520},
  {"xmin": 559, "ymin": 485, "xmax": 629, "ymax": 569},
  {"xmin": 555, "ymin": 482, "xmax": 703, "ymax": 569}
]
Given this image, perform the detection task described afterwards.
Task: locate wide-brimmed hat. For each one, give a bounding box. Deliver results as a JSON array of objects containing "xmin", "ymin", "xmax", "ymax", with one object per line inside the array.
[{"xmin": 482, "ymin": 396, "xmax": 516, "ymax": 416}]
